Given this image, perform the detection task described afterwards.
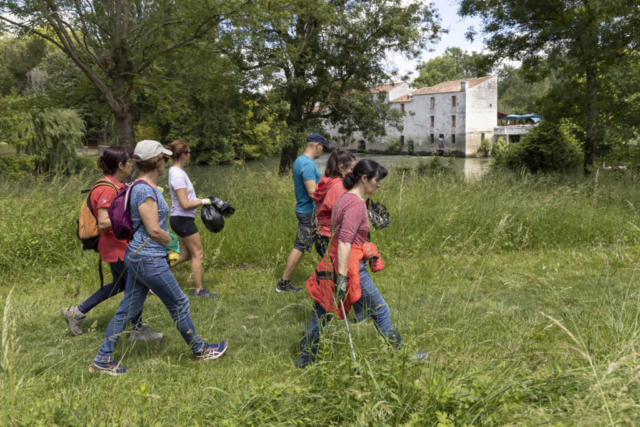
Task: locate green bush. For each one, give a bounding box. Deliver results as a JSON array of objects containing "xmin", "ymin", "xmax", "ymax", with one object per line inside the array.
[
  {"xmin": 394, "ymin": 157, "xmax": 455, "ymax": 176},
  {"xmin": 386, "ymin": 138, "xmax": 402, "ymax": 153},
  {"xmin": 476, "ymin": 139, "xmax": 493, "ymax": 155},
  {"xmin": 493, "ymin": 122, "xmax": 582, "ymax": 173},
  {"xmin": 604, "ymin": 133, "xmax": 640, "ymax": 170},
  {"xmin": 0, "ymin": 154, "xmax": 37, "ymax": 179},
  {"xmin": 70, "ymin": 154, "xmax": 97, "ymax": 173}
]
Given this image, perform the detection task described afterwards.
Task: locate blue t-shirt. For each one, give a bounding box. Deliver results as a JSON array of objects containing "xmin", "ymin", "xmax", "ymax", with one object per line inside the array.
[
  {"xmin": 293, "ymin": 154, "xmax": 321, "ymax": 214},
  {"xmin": 127, "ymin": 183, "xmax": 169, "ymax": 257}
]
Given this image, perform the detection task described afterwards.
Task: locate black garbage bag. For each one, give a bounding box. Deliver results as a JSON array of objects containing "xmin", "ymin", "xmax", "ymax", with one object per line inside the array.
[
  {"xmin": 201, "ymin": 197, "xmax": 236, "ymax": 233},
  {"xmin": 210, "ymin": 197, "xmax": 236, "ymax": 218},
  {"xmin": 366, "ymin": 198, "xmax": 390, "ymax": 230}
]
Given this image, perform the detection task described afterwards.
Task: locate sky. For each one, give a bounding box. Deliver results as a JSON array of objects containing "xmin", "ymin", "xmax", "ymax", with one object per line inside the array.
[{"xmin": 386, "ymin": 0, "xmax": 487, "ymax": 79}]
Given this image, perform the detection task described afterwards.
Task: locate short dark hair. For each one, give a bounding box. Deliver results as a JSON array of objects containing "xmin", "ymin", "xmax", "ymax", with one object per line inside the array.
[
  {"xmin": 343, "ymin": 159, "xmax": 388, "ymax": 190},
  {"xmin": 136, "ymin": 154, "xmax": 165, "ymax": 173},
  {"xmin": 324, "ymin": 148, "xmax": 356, "ymax": 178},
  {"xmin": 98, "ymin": 146, "xmax": 133, "ymax": 175}
]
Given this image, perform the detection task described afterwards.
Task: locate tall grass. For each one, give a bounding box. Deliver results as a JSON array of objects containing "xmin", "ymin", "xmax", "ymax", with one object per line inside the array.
[{"xmin": 1, "ymin": 167, "xmax": 640, "ymax": 424}]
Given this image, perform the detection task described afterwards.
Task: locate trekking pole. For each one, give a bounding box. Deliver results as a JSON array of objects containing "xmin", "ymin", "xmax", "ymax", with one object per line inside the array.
[{"xmin": 340, "ymin": 300, "xmax": 357, "ymax": 361}]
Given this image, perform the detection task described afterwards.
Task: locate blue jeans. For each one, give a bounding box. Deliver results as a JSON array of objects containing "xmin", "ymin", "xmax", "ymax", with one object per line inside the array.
[
  {"xmin": 95, "ymin": 251, "xmax": 205, "ymax": 363},
  {"xmin": 297, "ymin": 262, "xmax": 401, "ymax": 367},
  {"xmin": 77, "ymin": 260, "xmax": 142, "ymax": 329}
]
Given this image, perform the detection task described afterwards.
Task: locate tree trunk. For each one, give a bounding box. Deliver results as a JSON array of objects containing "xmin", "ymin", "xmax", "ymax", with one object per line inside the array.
[
  {"xmin": 279, "ymin": 142, "xmax": 299, "ymax": 174},
  {"xmin": 584, "ymin": 62, "xmax": 598, "ymax": 176},
  {"xmin": 114, "ymin": 108, "xmax": 136, "ymax": 149},
  {"xmin": 278, "ymin": 96, "xmax": 304, "ymax": 174}
]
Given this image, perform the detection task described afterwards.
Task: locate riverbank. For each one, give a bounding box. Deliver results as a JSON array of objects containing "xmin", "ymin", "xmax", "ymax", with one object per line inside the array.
[{"xmin": 1, "ymin": 169, "xmax": 640, "ymax": 424}]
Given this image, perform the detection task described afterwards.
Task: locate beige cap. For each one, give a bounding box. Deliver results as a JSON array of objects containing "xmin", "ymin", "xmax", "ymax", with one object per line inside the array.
[{"xmin": 134, "ymin": 140, "xmax": 172, "ymax": 162}]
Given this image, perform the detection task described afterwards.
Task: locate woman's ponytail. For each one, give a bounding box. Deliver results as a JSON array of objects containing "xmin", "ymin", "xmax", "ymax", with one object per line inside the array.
[{"xmin": 343, "ymin": 172, "xmax": 357, "ymax": 189}]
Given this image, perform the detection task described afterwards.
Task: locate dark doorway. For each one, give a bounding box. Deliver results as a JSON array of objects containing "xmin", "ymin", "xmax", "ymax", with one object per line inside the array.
[{"xmin": 358, "ymin": 140, "xmax": 366, "ymax": 152}]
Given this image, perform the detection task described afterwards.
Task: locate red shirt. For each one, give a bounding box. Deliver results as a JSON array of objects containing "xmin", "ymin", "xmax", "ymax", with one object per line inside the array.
[
  {"xmin": 313, "ymin": 176, "xmax": 348, "ymax": 237},
  {"xmin": 90, "ymin": 175, "xmax": 129, "ymax": 262},
  {"xmin": 331, "ymin": 192, "xmax": 370, "ymax": 246}
]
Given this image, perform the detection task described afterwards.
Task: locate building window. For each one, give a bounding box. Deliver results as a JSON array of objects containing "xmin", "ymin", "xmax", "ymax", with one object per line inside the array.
[
  {"xmin": 430, "ymin": 134, "xmax": 434, "ymax": 144},
  {"xmin": 451, "ymin": 115, "xmax": 456, "ymax": 128},
  {"xmin": 400, "ymin": 135, "xmax": 405, "ymax": 146},
  {"xmin": 481, "ymin": 133, "xmax": 485, "ymax": 141},
  {"xmin": 452, "ymin": 96, "xmax": 456, "ymax": 107},
  {"xmin": 430, "ymin": 116, "xmax": 434, "ymax": 127},
  {"xmin": 452, "ymin": 134, "xmax": 456, "ymax": 144},
  {"xmin": 430, "ymin": 97, "xmax": 435, "ymax": 109},
  {"xmin": 401, "ymin": 103, "xmax": 405, "ymax": 113}
]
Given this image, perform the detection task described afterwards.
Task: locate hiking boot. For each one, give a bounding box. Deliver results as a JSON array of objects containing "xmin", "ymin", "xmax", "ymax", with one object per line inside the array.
[
  {"xmin": 89, "ymin": 360, "xmax": 130, "ymax": 376},
  {"xmin": 128, "ymin": 324, "xmax": 164, "ymax": 342},
  {"xmin": 192, "ymin": 288, "xmax": 217, "ymax": 298},
  {"xmin": 61, "ymin": 306, "xmax": 86, "ymax": 336},
  {"xmin": 195, "ymin": 341, "xmax": 229, "ymax": 361},
  {"xmin": 275, "ymin": 279, "xmax": 303, "ymax": 293}
]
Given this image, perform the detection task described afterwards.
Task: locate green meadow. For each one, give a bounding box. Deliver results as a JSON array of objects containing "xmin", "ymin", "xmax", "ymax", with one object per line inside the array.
[{"xmin": 2, "ymin": 166, "xmax": 640, "ymax": 425}]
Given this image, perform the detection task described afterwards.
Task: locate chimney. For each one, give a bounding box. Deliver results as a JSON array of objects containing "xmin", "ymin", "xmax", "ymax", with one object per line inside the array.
[
  {"xmin": 461, "ymin": 81, "xmax": 468, "ymax": 91},
  {"xmin": 408, "ymin": 94, "xmax": 413, "ymax": 100}
]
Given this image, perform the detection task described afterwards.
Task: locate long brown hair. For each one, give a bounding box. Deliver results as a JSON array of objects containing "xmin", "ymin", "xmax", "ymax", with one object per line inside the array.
[{"xmin": 324, "ymin": 148, "xmax": 356, "ymax": 178}]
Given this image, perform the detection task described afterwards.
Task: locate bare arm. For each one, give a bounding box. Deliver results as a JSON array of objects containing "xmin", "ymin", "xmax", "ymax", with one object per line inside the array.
[
  {"xmin": 175, "ymin": 188, "xmax": 202, "ymax": 210},
  {"xmin": 337, "ymin": 240, "xmax": 351, "ymax": 276},
  {"xmin": 304, "ymin": 180, "xmax": 316, "ymax": 198},
  {"xmin": 138, "ymin": 198, "xmax": 172, "ymax": 245},
  {"xmin": 97, "ymin": 208, "xmax": 112, "ymax": 232}
]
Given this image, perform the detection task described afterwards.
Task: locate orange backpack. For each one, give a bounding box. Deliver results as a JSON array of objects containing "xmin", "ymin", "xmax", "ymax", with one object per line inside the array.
[{"xmin": 77, "ymin": 178, "xmax": 118, "ymax": 252}]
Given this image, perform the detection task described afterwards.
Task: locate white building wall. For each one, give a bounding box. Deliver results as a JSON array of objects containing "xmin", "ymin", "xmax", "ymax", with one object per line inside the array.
[
  {"xmin": 464, "ymin": 78, "xmax": 498, "ymax": 155},
  {"xmin": 323, "ymin": 77, "xmax": 497, "ymax": 157}
]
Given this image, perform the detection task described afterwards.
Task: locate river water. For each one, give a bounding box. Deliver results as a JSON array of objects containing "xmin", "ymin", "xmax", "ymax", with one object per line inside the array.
[{"xmin": 187, "ymin": 154, "xmax": 492, "ymax": 181}]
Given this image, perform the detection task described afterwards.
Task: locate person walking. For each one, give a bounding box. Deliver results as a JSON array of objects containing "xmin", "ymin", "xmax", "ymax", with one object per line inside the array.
[
  {"xmin": 276, "ymin": 133, "xmax": 330, "ymax": 293},
  {"xmin": 90, "ymin": 140, "xmax": 228, "ymax": 376},
  {"xmin": 312, "ymin": 149, "xmax": 356, "ymax": 257},
  {"xmin": 166, "ymin": 140, "xmax": 216, "ymax": 298},
  {"xmin": 296, "ymin": 159, "xmax": 402, "ymax": 368},
  {"xmin": 62, "ymin": 146, "xmax": 163, "ymax": 342}
]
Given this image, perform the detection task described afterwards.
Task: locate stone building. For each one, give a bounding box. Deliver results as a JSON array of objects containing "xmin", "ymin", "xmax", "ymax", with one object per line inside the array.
[{"xmin": 325, "ymin": 76, "xmax": 498, "ymax": 157}]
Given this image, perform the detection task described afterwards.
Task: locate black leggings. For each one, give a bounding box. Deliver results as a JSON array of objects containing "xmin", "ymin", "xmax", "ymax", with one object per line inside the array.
[
  {"xmin": 315, "ymin": 235, "xmax": 330, "ymax": 257},
  {"xmin": 77, "ymin": 260, "xmax": 142, "ymax": 328}
]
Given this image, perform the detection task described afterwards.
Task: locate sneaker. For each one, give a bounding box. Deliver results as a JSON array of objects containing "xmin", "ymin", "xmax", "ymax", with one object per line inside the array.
[
  {"xmin": 128, "ymin": 324, "xmax": 164, "ymax": 342},
  {"xmin": 407, "ymin": 351, "xmax": 428, "ymax": 365},
  {"xmin": 275, "ymin": 279, "xmax": 303, "ymax": 293},
  {"xmin": 195, "ymin": 341, "xmax": 229, "ymax": 361},
  {"xmin": 61, "ymin": 306, "xmax": 86, "ymax": 336},
  {"xmin": 192, "ymin": 288, "xmax": 217, "ymax": 298},
  {"xmin": 89, "ymin": 360, "xmax": 130, "ymax": 376}
]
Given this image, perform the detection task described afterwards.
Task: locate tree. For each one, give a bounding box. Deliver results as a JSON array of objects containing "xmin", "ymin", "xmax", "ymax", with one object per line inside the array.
[
  {"xmin": 414, "ymin": 47, "xmax": 491, "ymax": 88},
  {"xmin": 497, "ymin": 65, "xmax": 553, "ymax": 114},
  {"xmin": 459, "ymin": 0, "xmax": 640, "ymax": 175},
  {"xmin": 230, "ymin": 0, "xmax": 441, "ymax": 172},
  {"xmin": 0, "ymin": 0, "xmax": 248, "ymax": 148},
  {"xmin": 0, "ymin": 36, "xmax": 49, "ymax": 96}
]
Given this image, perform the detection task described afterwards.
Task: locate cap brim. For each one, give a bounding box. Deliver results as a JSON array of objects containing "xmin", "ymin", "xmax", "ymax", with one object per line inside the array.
[{"xmin": 161, "ymin": 148, "xmax": 173, "ymax": 157}]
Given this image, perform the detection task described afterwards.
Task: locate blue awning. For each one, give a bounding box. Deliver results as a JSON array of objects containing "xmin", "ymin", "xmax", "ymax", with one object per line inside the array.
[{"xmin": 501, "ymin": 113, "xmax": 541, "ymax": 122}]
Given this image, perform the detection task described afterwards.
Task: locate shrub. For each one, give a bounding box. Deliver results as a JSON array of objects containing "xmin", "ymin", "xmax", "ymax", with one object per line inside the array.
[
  {"xmin": 604, "ymin": 133, "xmax": 640, "ymax": 170},
  {"xmin": 476, "ymin": 139, "xmax": 493, "ymax": 155},
  {"xmin": 394, "ymin": 157, "xmax": 454, "ymax": 176},
  {"xmin": 71, "ymin": 154, "xmax": 98, "ymax": 172},
  {"xmin": 386, "ymin": 138, "xmax": 402, "ymax": 153},
  {"xmin": 493, "ymin": 122, "xmax": 582, "ymax": 173},
  {"xmin": 0, "ymin": 155, "xmax": 37, "ymax": 179}
]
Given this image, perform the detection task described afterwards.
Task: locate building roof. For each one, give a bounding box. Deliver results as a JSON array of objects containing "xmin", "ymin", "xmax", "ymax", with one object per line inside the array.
[
  {"xmin": 498, "ymin": 110, "xmax": 509, "ymax": 118},
  {"xmin": 369, "ymin": 82, "xmax": 405, "ymax": 94},
  {"xmin": 412, "ymin": 76, "xmax": 494, "ymax": 96},
  {"xmin": 389, "ymin": 94, "xmax": 413, "ymax": 103}
]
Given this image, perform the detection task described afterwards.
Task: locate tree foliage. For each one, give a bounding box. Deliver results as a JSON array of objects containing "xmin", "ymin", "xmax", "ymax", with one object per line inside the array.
[
  {"xmin": 459, "ymin": 0, "xmax": 640, "ymax": 174},
  {"xmin": 15, "ymin": 108, "xmax": 85, "ymax": 172},
  {"xmin": 498, "ymin": 65, "xmax": 552, "ymax": 114},
  {"xmin": 230, "ymin": 0, "xmax": 441, "ymax": 171},
  {"xmin": 0, "ymin": 0, "xmax": 247, "ymax": 147},
  {"xmin": 414, "ymin": 47, "xmax": 491, "ymax": 88}
]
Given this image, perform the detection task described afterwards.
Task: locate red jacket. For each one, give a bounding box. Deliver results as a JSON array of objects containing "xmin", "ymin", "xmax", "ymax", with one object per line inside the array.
[
  {"xmin": 313, "ymin": 176, "xmax": 348, "ymax": 237},
  {"xmin": 306, "ymin": 237, "xmax": 363, "ymax": 319}
]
